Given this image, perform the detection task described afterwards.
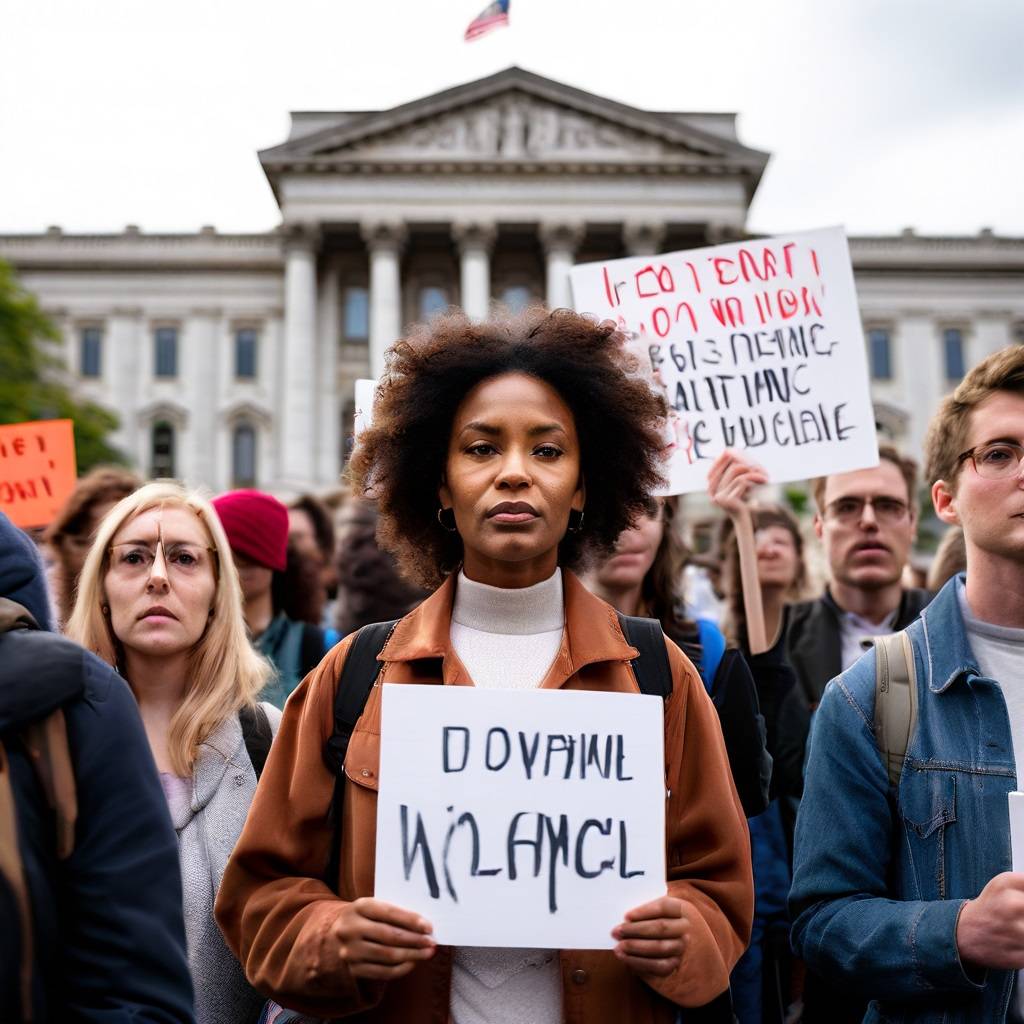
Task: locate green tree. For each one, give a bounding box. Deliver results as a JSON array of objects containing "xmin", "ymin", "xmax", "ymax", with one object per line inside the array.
[{"xmin": 0, "ymin": 259, "xmax": 124, "ymax": 471}]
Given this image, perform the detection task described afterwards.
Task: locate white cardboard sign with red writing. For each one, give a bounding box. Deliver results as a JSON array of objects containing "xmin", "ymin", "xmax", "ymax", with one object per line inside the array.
[{"xmin": 570, "ymin": 226, "xmax": 878, "ymax": 495}]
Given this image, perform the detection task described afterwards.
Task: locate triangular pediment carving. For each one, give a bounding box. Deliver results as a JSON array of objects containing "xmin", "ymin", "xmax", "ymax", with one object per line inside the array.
[
  {"xmin": 316, "ymin": 95, "xmax": 675, "ymax": 164},
  {"xmin": 260, "ymin": 67, "xmax": 768, "ymax": 175}
]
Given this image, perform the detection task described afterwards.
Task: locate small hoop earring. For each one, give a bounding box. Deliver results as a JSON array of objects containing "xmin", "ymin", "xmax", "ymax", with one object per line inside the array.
[
  {"xmin": 437, "ymin": 507, "xmax": 458, "ymax": 533},
  {"xmin": 568, "ymin": 509, "xmax": 585, "ymax": 534}
]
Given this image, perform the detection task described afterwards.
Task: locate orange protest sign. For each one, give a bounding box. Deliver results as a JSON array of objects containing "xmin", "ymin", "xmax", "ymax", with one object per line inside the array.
[{"xmin": 0, "ymin": 419, "xmax": 78, "ymax": 529}]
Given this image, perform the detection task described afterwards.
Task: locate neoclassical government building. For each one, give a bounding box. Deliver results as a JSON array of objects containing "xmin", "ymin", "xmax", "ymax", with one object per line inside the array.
[{"xmin": 4, "ymin": 67, "xmax": 1023, "ymax": 493}]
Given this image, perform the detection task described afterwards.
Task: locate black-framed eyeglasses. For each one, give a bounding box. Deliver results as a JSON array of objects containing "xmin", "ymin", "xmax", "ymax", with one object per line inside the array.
[
  {"xmin": 957, "ymin": 441, "xmax": 1024, "ymax": 480},
  {"xmin": 824, "ymin": 496, "xmax": 910, "ymax": 525}
]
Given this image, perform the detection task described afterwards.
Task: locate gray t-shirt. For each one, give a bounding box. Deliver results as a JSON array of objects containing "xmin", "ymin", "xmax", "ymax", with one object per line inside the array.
[{"xmin": 958, "ymin": 582, "xmax": 1024, "ymax": 1022}]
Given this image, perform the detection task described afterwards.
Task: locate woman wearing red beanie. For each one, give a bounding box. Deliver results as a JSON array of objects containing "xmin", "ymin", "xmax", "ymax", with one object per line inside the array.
[{"xmin": 212, "ymin": 489, "xmax": 339, "ymax": 707}]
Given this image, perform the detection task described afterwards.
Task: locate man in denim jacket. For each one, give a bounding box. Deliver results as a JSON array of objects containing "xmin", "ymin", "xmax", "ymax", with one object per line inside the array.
[{"xmin": 791, "ymin": 344, "xmax": 1024, "ymax": 1023}]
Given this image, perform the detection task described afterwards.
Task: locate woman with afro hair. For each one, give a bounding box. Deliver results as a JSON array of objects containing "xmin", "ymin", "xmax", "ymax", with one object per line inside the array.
[{"xmin": 216, "ymin": 309, "xmax": 753, "ymax": 1024}]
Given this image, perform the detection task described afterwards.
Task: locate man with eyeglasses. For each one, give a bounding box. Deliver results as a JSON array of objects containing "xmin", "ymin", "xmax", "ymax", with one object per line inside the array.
[
  {"xmin": 783, "ymin": 444, "xmax": 930, "ymax": 713},
  {"xmin": 791, "ymin": 345, "xmax": 1024, "ymax": 1022}
]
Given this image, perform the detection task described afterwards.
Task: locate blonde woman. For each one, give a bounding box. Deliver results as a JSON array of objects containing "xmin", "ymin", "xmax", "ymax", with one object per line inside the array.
[{"xmin": 67, "ymin": 481, "xmax": 278, "ymax": 1024}]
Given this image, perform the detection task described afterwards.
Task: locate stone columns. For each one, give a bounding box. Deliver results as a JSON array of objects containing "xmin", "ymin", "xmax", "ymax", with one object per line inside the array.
[
  {"xmin": 107, "ymin": 308, "xmax": 142, "ymax": 466},
  {"xmin": 974, "ymin": 314, "xmax": 1012, "ymax": 360},
  {"xmin": 317, "ymin": 259, "xmax": 341, "ymax": 487},
  {"xmin": 623, "ymin": 222, "xmax": 666, "ymax": 257},
  {"xmin": 453, "ymin": 222, "xmax": 496, "ymax": 320},
  {"xmin": 895, "ymin": 314, "xmax": 940, "ymax": 457},
  {"xmin": 282, "ymin": 228, "xmax": 319, "ymax": 487},
  {"xmin": 362, "ymin": 221, "xmax": 406, "ymax": 379},
  {"xmin": 540, "ymin": 223, "xmax": 585, "ymax": 310}
]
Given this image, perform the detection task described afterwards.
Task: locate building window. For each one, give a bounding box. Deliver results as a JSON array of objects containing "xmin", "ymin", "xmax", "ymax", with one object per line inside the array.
[
  {"xmin": 343, "ymin": 286, "xmax": 369, "ymax": 343},
  {"xmin": 500, "ymin": 285, "xmax": 532, "ymax": 315},
  {"xmin": 235, "ymin": 328, "xmax": 258, "ymax": 379},
  {"xmin": 867, "ymin": 328, "xmax": 892, "ymax": 380},
  {"xmin": 80, "ymin": 326, "xmax": 102, "ymax": 378},
  {"xmin": 232, "ymin": 423, "xmax": 257, "ymax": 487},
  {"xmin": 151, "ymin": 422, "xmax": 175, "ymax": 478},
  {"xmin": 419, "ymin": 286, "xmax": 448, "ymax": 319},
  {"xmin": 154, "ymin": 327, "xmax": 178, "ymax": 378},
  {"xmin": 944, "ymin": 328, "xmax": 966, "ymax": 381}
]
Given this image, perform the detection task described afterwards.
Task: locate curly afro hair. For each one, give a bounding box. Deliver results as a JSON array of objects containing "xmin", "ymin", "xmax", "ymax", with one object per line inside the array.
[{"xmin": 349, "ymin": 308, "xmax": 668, "ymax": 590}]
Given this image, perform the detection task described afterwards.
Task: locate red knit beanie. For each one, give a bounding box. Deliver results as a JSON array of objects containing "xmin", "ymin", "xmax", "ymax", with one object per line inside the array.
[{"xmin": 211, "ymin": 489, "xmax": 288, "ymax": 572}]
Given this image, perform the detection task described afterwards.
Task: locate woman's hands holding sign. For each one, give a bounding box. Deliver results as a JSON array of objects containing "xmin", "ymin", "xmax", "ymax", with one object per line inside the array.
[
  {"xmin": 333, "ymin": 897, "xmax": 435, "ymax": 979},
  {"xmin": 612, "ymin": 896, "xmax": 691, "ymax": 978}
]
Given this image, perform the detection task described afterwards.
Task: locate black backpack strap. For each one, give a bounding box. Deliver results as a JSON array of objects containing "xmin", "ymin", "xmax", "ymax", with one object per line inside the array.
[
  {"xmin": 323, "ymin": 620, "xmax": 398, "ymax": 890},
  {"xmin": 616, "ymin": 612, "xmax": 673, "ymax": 700},
  {"xmin": 238, "ymin": 703, "xmax": 273, "ymax": 780}
]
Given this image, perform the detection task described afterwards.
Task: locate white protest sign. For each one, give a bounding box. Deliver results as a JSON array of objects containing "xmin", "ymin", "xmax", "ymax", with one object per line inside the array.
[
  {"xmin": 353, "ymin": 378, "xmax": 377, "ymax": 436},
  {"xmin": 1010, "ymin": 792, "xmax": 1024, "ymax": 871},
  {"xmin": 374, "ymin": 685, "xmax": 666, "ymax": 949},
  {"xmin": 570, "ymin": 226, "xmax": 879, "ymax": 494}
]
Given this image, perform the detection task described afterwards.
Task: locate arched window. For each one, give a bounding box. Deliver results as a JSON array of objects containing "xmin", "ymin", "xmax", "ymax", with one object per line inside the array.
[
  {"xmin": 501, "ymin": 285, "xmax": 532, "ymax": 315},
  {"xmin": 232, "ymin": 423, "xmax": 257, "ymax": 488},
  {"xmin": 419, "ymin": 286, "xmax": 448, "ymax": 319},
  {"xmin": 151, "ymin": 422, "xmax": 175, "ymax": 479}
]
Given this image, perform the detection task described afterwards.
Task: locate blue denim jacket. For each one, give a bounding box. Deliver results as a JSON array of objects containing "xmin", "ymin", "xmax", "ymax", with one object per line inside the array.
[{"xmin": 790, "ymin": 575, "xmax": 1017, "ymax": 1023}]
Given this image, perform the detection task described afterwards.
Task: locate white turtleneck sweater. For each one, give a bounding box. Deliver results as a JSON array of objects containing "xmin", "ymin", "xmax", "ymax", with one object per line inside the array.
[{"xmin": 449, "ymin": 569, "xmax": 565, "ymax": 1024}]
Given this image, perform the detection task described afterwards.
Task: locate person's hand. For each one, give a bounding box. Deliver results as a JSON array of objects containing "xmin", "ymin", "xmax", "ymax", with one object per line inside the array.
[
  {"xmin": 611, "ymin": 896, "xmax": 690, "ymax": 978},
  {"xmin": 956, "ymin": 873, "xmax": 1024, "ymax": 970},
  {"xmin": 332, "ymin": 897, "xmax": 436, "ymax": 979},
  {"xmin": 707, "ymin": 450, "xmax": 767, "ymax": 517}
]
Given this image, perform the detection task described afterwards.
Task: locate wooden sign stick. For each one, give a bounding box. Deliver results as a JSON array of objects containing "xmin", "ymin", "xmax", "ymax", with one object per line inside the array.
[{"xmin": 731, "ymin": 505, "xmax": 769, "ymax": 655}]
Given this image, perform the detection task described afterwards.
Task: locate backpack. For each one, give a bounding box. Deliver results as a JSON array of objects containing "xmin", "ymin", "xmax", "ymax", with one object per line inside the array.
[
  {"xmin": 872, "ymin": 630, "xmax": 918, "ymax": 788},
  {"xmin": 239, "ymin": 703, "xmax": 273, "ymax": 780},
  {"xmin": 0, "ymin": 611, "xmax": 78, "ymax": 1024}
]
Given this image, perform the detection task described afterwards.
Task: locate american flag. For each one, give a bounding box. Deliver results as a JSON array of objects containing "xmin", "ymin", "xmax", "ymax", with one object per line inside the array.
[{"xmin": 464, "ymin": 0, "xmax": 510, "ymax": 41}]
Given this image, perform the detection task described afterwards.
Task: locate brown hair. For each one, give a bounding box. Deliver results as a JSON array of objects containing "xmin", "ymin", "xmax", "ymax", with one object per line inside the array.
[
  {"xmin": 811, "ymin": 443, "xmax": 918, "ymax": 512},
  {"xmin": 925, "ymin": 345, "xmax": 1024, "ymax": 487},
  {"xmin": 722, "ymin": 504, "xmax": 807, "ymax": 643},
  {"xmin": 289, "ymin": 493, "xmax": 336, "ymax": 559},
  {"xmin": 272, "ymin": 536, "xmax": 326, "ymax": 626},
  {"xmin": 641, "ymin": 496, "xmax": 692, "ymax": 633},
  {"xmin": 44, "ymin": 465, "xmax": 141, "ymax": 623},
  {"xmin": 349, "ymin": 309, "xmax": 667, "ymax": 589},
  {"xmin": 45, "ymin": 465, "xmax": 141, "ymax": 547},
  {"xmin": 333, "ymin": 497, "xmax": 429, "ymax": 636},
  {"xmin": 927, "ymin": 526, "xmax": 966, "ymax": 592}
]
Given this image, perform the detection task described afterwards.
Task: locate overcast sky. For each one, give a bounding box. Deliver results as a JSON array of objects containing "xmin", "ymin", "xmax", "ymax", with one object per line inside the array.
[{"xmin": 2, "ymin": 0, "xmax": 1021, "ymax": 236}]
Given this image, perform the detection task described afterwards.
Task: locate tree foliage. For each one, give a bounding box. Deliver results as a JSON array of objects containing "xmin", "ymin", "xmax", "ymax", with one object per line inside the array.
[{"xmin": 0, "ymin": 259, "xmax": 124, "ymax": 471}]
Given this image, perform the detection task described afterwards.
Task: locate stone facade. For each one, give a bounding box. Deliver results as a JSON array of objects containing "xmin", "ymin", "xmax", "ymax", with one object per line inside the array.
[{"xmin": 2, "ymin": 68, "xmax": 1022, "ymax": 494}]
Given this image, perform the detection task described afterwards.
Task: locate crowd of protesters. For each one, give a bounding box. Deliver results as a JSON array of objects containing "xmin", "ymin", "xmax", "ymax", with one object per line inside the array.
[{"xmin": 4, "ymin": 305, "xmax": 1019, "ymax": 1024}]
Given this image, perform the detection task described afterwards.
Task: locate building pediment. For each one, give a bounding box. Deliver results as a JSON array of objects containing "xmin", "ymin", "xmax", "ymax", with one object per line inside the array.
[
  {"xmin": 220, "ymin": 399, "xmax": 273, "ymax": 428},
  {"xmin": 137, "ymin": 401, "xmax": 189, "ymax": 429},
  {"xmin": 260, "ymin": 67, "xmax": 768, "ymax": 182}
]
